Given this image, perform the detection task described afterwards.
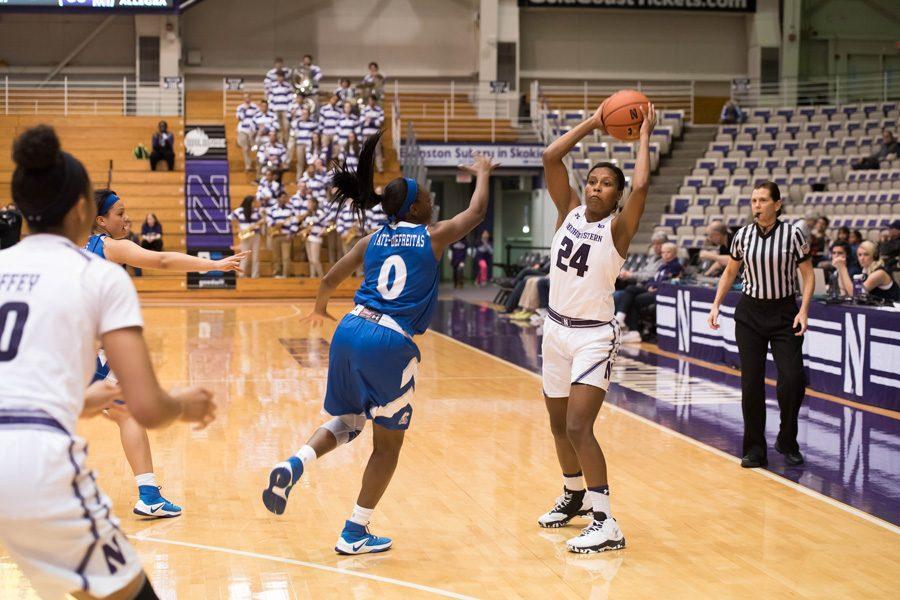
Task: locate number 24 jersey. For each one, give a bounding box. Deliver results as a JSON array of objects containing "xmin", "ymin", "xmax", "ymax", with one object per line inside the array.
[{"xmin": 549, "ymin": 206, "xmax": 624, "ymax": 322}]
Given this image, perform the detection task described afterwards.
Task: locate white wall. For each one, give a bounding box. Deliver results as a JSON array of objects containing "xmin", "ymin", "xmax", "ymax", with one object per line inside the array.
[
  {"xmin": 0, "ymin": 14, "xmax": 134, "ymax": 76},
  {"xmin": 519, "ymin": 8, "xmax": 748, "ymax": 81},
  {"xmin": 181, "ymin": 0, "xmax": 480, "ymax": 78}
]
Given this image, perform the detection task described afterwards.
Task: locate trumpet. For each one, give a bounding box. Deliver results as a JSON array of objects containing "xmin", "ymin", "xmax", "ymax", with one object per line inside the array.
[
  {"xmin": 237, "ymin": 220, "xmax": 262, "ymax": 241},
  {"xmin": 341, "ymin": 225, "xmax": 361, "ymax": 245}
]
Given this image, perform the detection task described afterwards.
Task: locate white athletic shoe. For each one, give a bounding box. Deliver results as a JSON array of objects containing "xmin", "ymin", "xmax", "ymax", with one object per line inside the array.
[
  {"xmin": 566, "ymin": 518, "xmax": 626, "ymax": 554},
  {"xmin": 538, "ymin": 489, "xmax": 593, "ymax": 528}
]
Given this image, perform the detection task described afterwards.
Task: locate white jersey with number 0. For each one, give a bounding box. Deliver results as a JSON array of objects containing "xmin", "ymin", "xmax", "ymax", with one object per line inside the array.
[
  {"xmin": 0, "ymin": 234, "xmax": 143, "ymax": 433},
  {"xmin": 548, "ymin": 206, "xmax": 624, "ymax": 322}
]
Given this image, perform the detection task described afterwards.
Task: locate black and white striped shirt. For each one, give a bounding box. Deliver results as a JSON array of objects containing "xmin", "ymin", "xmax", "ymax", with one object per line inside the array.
[{"xmin": 730, "ymin": 219, "xmax": 810, "ymax": 300}]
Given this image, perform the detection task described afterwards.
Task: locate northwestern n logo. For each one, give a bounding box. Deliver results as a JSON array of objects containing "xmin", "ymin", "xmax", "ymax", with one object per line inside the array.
[
  {"xmin": 677, "ymin": 289, "xmax": 691, "ymax": 353},
  {"xmin": 843, "ymin": 313, "xmax": 865, "ymax": 396},
  {"xmin": 101, "ymin": 536, "xmax": 128, "ymax": 574}
]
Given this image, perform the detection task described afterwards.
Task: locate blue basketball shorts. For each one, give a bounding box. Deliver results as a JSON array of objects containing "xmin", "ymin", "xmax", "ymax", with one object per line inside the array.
[{"xmin": 323, "ymin": 314, "xmax": 420, "ymax": 430}]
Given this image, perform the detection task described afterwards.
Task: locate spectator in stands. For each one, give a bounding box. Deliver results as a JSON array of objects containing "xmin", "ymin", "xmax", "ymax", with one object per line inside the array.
[
  {"xmin": 229, "ymin": 195, "xmax": 263, "ymax": 278},
  {"xmin": 500, "ymin": 255, "xmax": 552, "ymax": 316},
  {"xmin": 236, "ymin": 93, "xmax": 260, "ymax": 172},
  {"xmin": 338, "ymin": 132, "xmax": 360, "ymax": 171},
  {"xmin": 450, "ymin": 238, "xmax": 467, "ymax": 289},
  {"xmin": 256, "ymin": 168, "xmax": 282, "ymax": 207},
  {"xmin": 827, "ymin": 241, "xmax": 859, "ymax": 284},
  {"xmin": 475, "ymin": 230, "xmax": 493, "ymax": 286},
  {"xmin": 836, "ymin": 240, "xmax": 900, "ymax": 302},
  {"xmin": 364, "ymin": 200, "xmax": 387, "ymax": 233},
  {"xmin": 123, "ymin": 221, "xmax": 143, "ymax": 277},
  {"xmin": 266, "ymin": 191, "xmax": 295, "ymax": 278},
  {"xmin": 336, "ymin": 101, "xmax": 360, "ymax": 153},
  {"xmin": 318, "ymin": 95, "xmax": 342, "ymax": 160},
  {"xmin": 617, "ymin": 231, "xmax": 667, "ymax": 287},
  {"xmin": 0, "ymin": 203, "xmax": 23, "ymax": 249},
  {"xmin": 258, "ymin": 130, "xmax": 287, "ymax": 182},
  {"xmin": 849, "ymin": 229, "xmax": 864, "ymax": 255},
  {"xmin": 267, "ymin": 70, "xmax": 294, "ymax": 144},
  {"xmin": 335, "ymin": 78, "xmax": 356, "ymax": 103},
  {"xmin": 150, "ymin": 121, "xmax": 175, "ymax": 171},
  {"xmin": 264, "ymin": 57, "xmax": 290, "ymax": 94},
  {"xmin": 362, "ymin": 61, "xmax": 385, "ymax": 102},
  {"xmin": 252, "ymin": 100, "xmax": 279, "ymax": 147},
  {"xmin": 299, "ymin": 54, "xmax": 323, "ymax": 92},
  {"xmin": 836, "ymin": 226, "xmax": 850, "ymax": 244},
  {"xmin": 616, "ymin": 242, "xmax": 682, "ymax": 342},
  {"xmin": 810, "ymin": 216, "xmax": 830, "ymax": 265},
  {"xmin": 795, "ymin": 209, "xmax": 818, "ymax": 242},
  {"xmin": 719, "ymin": 100, "xmax": 745, "ymax": 125},
  {"xmin": 140, "ymin": 214, "xmax": 163, "ymax": 252},
  {"xmin": 288, "ymin": 105, "xmax": 318, "ymax": 177},
  {"xmin": 852, "ymin": 129, "xmax": 899, "ymax": 170},
  {"xmin": 880, "ymin": 220, "xmax": 900, "ymax": 269},
  {"xmin": 360, "ymin": 95, "xmax": 385, "ymax": 172},
  {"xmin": 698, "ymin": 220, "xmax": 730, "ymax": 276}
]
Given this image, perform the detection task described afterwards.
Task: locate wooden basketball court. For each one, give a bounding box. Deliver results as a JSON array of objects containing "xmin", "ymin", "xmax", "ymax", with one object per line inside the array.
[{"xmin": 1, "ymin": 300, "xmax": 898, "ymax": 599}]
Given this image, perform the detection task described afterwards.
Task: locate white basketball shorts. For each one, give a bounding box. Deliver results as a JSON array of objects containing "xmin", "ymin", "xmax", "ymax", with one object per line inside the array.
[
  {"xmin": 0, "ymin": 410, "xmax": 142, "ymax": 599},
  {"xmin": 541, "ymin": 318, "xmax": 620, "ymax": 397}
]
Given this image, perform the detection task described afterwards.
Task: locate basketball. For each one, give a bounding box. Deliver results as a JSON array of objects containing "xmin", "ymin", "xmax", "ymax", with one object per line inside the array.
[{"xmin": 601, "ymin": 89, "xmax": 650, "ymax": 141}]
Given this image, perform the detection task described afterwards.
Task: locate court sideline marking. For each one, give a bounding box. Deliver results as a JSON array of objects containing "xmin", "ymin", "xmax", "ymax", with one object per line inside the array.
[
  {"xmin": 129, "ymin": 535, "xmax": 478, "ymax": 600},
  {"xmin": 427, "ymin": 330, "xmax": 900, "ymax": 536}
]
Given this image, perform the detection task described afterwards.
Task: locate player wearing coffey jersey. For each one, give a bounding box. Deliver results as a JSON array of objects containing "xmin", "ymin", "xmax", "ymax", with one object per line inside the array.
[
  {"xmin": 0, "ymin": 126, "xmax": 216, "ymax": 600},
  {"xmin": 537, "ymin": 101, "xmax": 657, "ymax": 553}
]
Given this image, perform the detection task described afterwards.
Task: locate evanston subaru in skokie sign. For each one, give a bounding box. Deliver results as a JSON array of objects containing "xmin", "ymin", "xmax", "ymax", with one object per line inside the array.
[{"xmin": 405, "ymin": 143, "xmax": 544, "ymax": 168}]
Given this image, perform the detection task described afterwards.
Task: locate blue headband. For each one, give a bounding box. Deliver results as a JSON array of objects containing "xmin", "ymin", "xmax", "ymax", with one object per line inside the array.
[
  {"xmin": 99, "ymin": 193, "xmax": 119, "ymax": 216},
  {"xmin": 391, "ymin": 178, "xmax": 417, "ymax": 223}
]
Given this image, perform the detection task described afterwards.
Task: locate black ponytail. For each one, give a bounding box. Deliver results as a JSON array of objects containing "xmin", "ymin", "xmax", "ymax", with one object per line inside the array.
[
  {"xmin": 330, "ymin": 129, "xmax": 420, "ymax": 226},
  {"xmin": 240, "ymin": 195, "xmax": 254, "ymax": 221}
]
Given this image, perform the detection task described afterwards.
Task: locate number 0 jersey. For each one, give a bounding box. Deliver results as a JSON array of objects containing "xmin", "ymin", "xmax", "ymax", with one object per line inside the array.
[
  {"xmin": 354, "ymin": 222, "xmax": 439, "ymax": 336},
  {"xmin": 0, "ymin": 234, "xmax": 143, "ymax": 433},
  {"xmin": 549, "ymin": 206, "xmax": 624, "ymax": 322}
]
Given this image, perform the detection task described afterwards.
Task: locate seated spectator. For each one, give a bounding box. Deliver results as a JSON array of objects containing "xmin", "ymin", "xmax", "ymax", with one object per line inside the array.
[
  {"xmin": 124, "ymin": 221, "xmax": 142, "ymax": 277},
  {"xmin": 617, "ymin": 231, "xmax": 667, "ymax": 287},
  {"xmin": 852, "ymin": 129, "xmax": 899, "ymax": 170},
  {"xmin": 500, "ymin": 255, "xmax": 551, "ymax": 316},
  {"xmin": 880, "ymin": 219, "xmax": 900, "ymax": 269},
  {"xmin": 849, "ymin": 229, "xmax": 864, "ymax": 256},
  {"xmin": 362, "ymin": 62, "xmax": 385, "ymax": 102},
  {"xmin": 719, "ymin": 100, "xmax": 745, "ymax": 124},
  {"xmin": 474, "ymin": 230, "xmax": 493, "ymax": 286},
  {"xmin": 836, "ymin": 240, "xmax": 899, "ymax": 302},
  {"xmin": 615, "ymin": 242, "xmax": 683, "ymax": 342},
  {"xmin": 810, "ymin": 216, "xmax": 830, "ymax": 265},
  {"xmin": 826, "ymin": 241, "xmax": 859, "ymax": 291},
  {"xmin": 0, "ymin": 203, "xmax": 23, "ymax": 249},
  {"xmin": 835, "ymin": 226, "xmax": 850, "ymax": 244},
  {"xmin": 150, "ymin": 121, "xmax": 175, "ymax": 171},
  {"xmin": 140, "ymin": 213, "xmax": 163, "ymax": 252},
  {"xmin": 335, "ymin": 78, "xmax": 356, "ymax": 103},
  {"xmin": 697, "ymin": 220, "xmax": 730, "ymax": 276}
]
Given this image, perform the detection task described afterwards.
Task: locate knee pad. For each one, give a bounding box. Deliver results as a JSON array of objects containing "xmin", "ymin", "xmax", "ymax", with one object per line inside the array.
[{"xmin": 322, "ymin": 414, "xmax": 366, "ymax": 446}]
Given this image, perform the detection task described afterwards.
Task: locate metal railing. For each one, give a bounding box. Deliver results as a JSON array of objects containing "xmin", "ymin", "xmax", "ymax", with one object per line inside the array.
[
  {"xmin": 400, "ymin": 122, "xmax": 427, "ymax": 185},
  {"xmin": 1, "ymin": 77, "xmax": 183, "ymax": 116},
  {"xmin": 732, "ymin": 72, "xmax": 900, "ymax": 108},
  {"xmin": 534, "ymin": 80, "xmax": 694, "ymax": 124}
]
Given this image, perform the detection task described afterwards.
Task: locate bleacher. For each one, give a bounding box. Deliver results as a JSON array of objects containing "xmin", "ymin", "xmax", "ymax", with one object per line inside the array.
[{"xmin": 652, "ymin": 102, "xmax": 900, "ymax": 249}]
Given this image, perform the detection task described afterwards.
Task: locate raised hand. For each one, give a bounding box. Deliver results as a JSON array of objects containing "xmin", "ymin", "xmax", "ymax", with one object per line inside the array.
[
  {"xmin": 591, "ymin": 99, "xmax": 608, "ymax": 132},
  {"xmin": 458, "ymin": 153, "xmax": 500, "ymax": 177},
  {"xmin": 640, "ymin": 103, "xmax": 658, "ymax": 138}
]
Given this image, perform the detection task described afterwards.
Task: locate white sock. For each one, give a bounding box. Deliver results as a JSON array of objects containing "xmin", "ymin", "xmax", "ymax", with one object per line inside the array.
[
  {"xmin": 615, "ymin": 312, "xmax": 626, "ymax": 326},
  {"xmin": 587, "ymin": 486, "xmax": 612, "ymax": 522},
  {"xmin": 563, "ymin": 472, "xmax": 585, "ymax": 492},
  {"xmin": 295, "ymin": 445, "xmax": 317, "ymax": 467},
  {"xmin": 349, "ymin": 504, "xmax": 374, "ymax": 527},
  {"xmin": 135, "ymin": 472, "xmax": 157, "ymax": 489}
]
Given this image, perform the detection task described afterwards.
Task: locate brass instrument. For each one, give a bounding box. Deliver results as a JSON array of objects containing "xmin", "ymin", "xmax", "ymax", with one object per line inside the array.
[{"xmin": 291, "ymin": 65, "xmax": 318, "ymax": 114}]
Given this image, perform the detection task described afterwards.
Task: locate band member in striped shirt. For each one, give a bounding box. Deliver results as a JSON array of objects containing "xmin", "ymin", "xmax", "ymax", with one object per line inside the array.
[
  {"xmin": 256, "ymin": 169, "xmax": 282, "ymax": 208},
  {"xmin": 364, "ymin": 201, "xmax": 388, "ymax": 233},
  {"xmin": 337, "ymin": 133, "xmax": 360, "ymax": 172},
  {"xmin": 335, "ymin": 79, "xmax": 356, "ymax": 104},
  {"xmin": 360, "ymin": 95, "xmax": 385, "ymax": 172},
  {"xmin": 264, "ymin": 57, "xmax": 291, "ymax": 94},
  {"xmin": 266, "ymin": 192, "xmax": 296, "ymax": 278},
  {"xmin": 252, "ymin": 100, "xmax": 279, "ymax": 147},
  {"xmin": 318, "ymin": 95, "xmax": 342, "ymax": 160},
  {"xmin": 229, "ymin": 195, "xmax": 264, "ymax": 278},
  {"xmin": 362, "ymin": 62, "xmax": 385, "ymax": 102},
  {"xmin": 267, "ymin": 70, "xmax": 295, "ymax": 144},
  {"xmin": 708, "ymin": 181, "xmax": 814, "ymax": 469},
  {"xmin": 288, "ymin": 106, "xmax": 319, "ymax": 176},
  {"xmin": 236, "ymin": 93, "xmax": 260, "ymax": 172},
  {"xmin": 257, "ymin": 131, "xmax": 288, "ymax": 181},
  {"xmin": 336, "ymin": 202, "xmax": 362, "ymax": 273},
  {"xmin": 304, "ymin": 200, "xmax": 333, "ymax": 278},
  {"xmin": 299, "ymin": 54, "xmax": 323, "ymax": 92},
  {"xmin": 336, "ymin": 102, "xmax": 361, "ymax": 154}
]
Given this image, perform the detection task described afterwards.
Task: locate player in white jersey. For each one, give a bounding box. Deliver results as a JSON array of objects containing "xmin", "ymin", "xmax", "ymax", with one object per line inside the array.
[
  {"xmin": 537, "ymin": 101, "xmax": 657, "ymax": 553},
  {"xmin": 0, "ymin": 125, "xmax": 216, "ymax": 599}
]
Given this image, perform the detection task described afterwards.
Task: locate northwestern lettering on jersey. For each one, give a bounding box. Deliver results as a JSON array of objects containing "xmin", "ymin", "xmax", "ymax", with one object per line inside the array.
[
  {"xmin": 0, "ymin": 273, "xmax": 41, "ymax": 293},
  {"xmin": 372, "ymin": 231, "xmax": 427, "ymax": 249},
  {"xmin": 565, "ymin": 222, "xmax": 604, "ymax": 242}
]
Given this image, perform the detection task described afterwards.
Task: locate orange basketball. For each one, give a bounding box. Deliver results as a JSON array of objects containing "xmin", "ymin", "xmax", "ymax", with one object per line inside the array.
[{"xmin": 601, "ymin": 89, "xmax": 650, "ymax": 141}]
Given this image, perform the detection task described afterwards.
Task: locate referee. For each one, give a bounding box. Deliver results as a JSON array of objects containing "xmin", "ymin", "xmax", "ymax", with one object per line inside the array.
[{"xmin": 708, "ymin": 181, "xmax": 814, "ymax": 468}]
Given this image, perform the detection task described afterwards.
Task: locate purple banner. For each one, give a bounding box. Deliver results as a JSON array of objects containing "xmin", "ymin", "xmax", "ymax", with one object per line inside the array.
[
  {"xmin": 185, "ymin": 160, "xmax": 232, "ymax": 250},
  {"xmin": 656, "ymin": 284, "xmax": 900, "ymax": 411}
]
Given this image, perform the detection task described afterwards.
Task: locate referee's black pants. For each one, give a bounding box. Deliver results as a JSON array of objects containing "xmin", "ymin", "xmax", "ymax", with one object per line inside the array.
[{"xmin": 734, "ymin": 295, "xmax": 806, "ymax": 459}]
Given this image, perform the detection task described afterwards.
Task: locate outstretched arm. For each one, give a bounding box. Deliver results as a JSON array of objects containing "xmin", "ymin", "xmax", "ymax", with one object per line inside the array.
[
  {"xmin": 543, "ymin": 103, "xmax": 606, "ymax": 230},
  {"xmin": 104, "ymin": 237, "xmax": 249, "ymax": 273},
  {"xmin": 611, "ymin": 103, "xmax": 657, "ymax": 258},
  {"xmin": 308, "ymin": 234, "xmax": 372, "ymax": 320},
  {"xmin": 428, "ymin": 155, "xmax": 499, "ymax": 257}
]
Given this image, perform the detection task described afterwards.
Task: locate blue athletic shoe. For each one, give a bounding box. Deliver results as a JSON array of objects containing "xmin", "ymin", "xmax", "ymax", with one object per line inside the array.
[
  {"xmin": 262, "ymin": 456, "xmax": 303, "ymax": 515},
  {"xmin": 133, "ymin": 486, "xmax": 182, "ymax": 518},
  {"xmin": 334, "ymin": 520, "xmax": 393, "ymax": 555}
]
